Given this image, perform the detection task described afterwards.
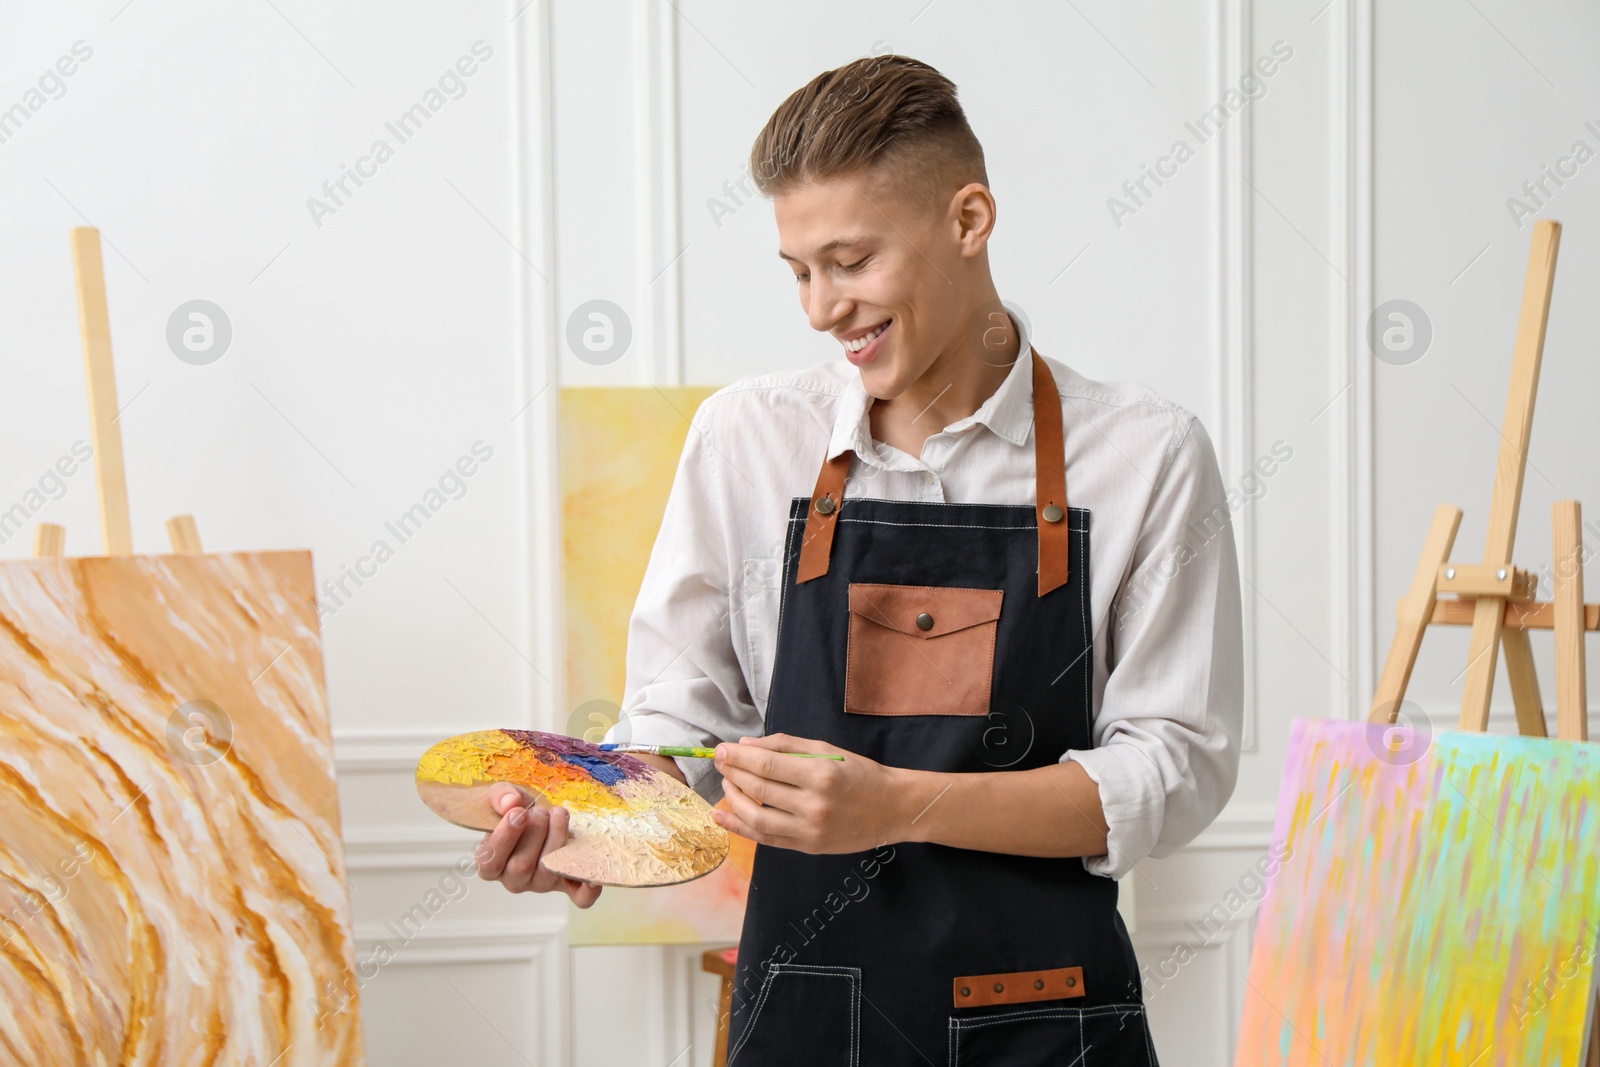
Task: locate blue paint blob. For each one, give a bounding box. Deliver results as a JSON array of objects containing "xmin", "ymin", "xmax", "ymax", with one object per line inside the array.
[{"xmin": 557, "ymin": 751, "xmax": 629, "ymax": 786}]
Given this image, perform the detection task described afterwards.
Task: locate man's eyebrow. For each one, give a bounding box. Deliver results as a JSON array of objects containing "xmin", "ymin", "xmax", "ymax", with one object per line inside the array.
[{"xmin": 776, "ymin": 236, "xmax": 871, "ymax": 263}]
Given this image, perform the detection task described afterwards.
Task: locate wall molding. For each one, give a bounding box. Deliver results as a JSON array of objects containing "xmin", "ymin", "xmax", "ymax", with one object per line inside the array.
[
  {"xmin": 511, "ymin": 0, "xmax": 568, "ymax": 746},
  {"xmin": 332, "ymin": 727, "xmax": 444, "ymax": 773},
  {"xmin": 634, "ymin": 0, "xmax": 685, "ymax": 386},
  {"xmin": 342, "ymin": 823, "xmax": 480, "ymax": 871},
  {"xmin": 1176, "ymin": 801, "xmax": 1277, "ymax": 851},
  {"xmin": 1336, "ymin": 0, "xmax": 1378, "ymax": 721},
  {"xmin": 353, "ymin": 916, "xmax": 567, "ymax": 1066},
  {"xmin": 353, "ymin": 916, "xmax": 566, "ymax": 965},
  {"xmin": 1212, "ymin": 0, "xmax": 1259, "ymax": 754}
]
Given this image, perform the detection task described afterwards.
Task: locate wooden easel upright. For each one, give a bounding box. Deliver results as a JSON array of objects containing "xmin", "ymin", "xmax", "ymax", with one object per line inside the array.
[
  {"xmin": 31, "ymin": 227, "xmax": 206, "ymax": 560},
  {"xmin": 1368, "ymin": 218, "xmax": 1600, "ymax": 1063}
]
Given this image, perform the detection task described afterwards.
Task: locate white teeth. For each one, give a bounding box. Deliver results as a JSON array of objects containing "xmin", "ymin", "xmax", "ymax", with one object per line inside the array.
[{"xmin": 844, "ymin": 322, "xmax": 889, "ymax": 352}]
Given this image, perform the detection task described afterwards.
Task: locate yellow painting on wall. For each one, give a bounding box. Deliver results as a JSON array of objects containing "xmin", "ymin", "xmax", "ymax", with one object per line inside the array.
[{"xmin": 560, "ymin": 387, "xmax": 754, "ymax": 945}]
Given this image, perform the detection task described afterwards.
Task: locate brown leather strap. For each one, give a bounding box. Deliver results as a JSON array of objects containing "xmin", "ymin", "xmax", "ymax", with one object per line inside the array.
[
  {"xmin": 796, "ymin": 346, "xmax": 1069, "ymax": 595},
  {"xmin": 953, "ymin": 965, "xmax": 1084, "ymax": 1008},
  {"xmin": 1032, "ymin": 348, "xmax": 1069, "ymax": 596},
  {"xmin": 795, "ymin": 449, "xmax": 852, "ymax": 583}
]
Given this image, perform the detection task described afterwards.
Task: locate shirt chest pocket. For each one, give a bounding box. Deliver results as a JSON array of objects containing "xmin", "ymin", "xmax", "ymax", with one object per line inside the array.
[{"xmin": 844, "ymin": 583, "xmax": 1004, "ymax": 717}]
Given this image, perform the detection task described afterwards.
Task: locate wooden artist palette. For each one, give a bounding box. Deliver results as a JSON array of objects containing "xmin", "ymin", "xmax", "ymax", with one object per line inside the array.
[{"xmin": 415, "ymin": 728, "xmax": 729, "ymax": 887}]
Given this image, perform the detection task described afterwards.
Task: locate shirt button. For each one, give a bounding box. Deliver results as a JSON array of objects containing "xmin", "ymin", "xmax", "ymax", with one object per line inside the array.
[{"xmin": 921, "ymin": 470, "xmax": 934, "ymax": 484}]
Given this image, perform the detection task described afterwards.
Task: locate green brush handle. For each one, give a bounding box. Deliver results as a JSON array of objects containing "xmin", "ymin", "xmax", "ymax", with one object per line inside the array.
[{"xmin": 619, "ymin": 744, "xmax": 844, "ymax": 761}]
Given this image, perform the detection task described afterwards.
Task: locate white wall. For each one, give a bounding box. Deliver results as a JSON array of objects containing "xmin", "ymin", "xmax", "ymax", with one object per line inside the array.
[{"xmin": 2, "ymin": 1, "xmax": 1595, "ymax": 1064}]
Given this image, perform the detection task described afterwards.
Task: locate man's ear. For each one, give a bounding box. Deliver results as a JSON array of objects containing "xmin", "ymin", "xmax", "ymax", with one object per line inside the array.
[{"xmin": 951, "ymin": 182, "xmax": 997, "ymax": 257}]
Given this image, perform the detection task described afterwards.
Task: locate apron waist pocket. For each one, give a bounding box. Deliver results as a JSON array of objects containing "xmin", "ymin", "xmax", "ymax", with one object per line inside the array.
[{"xmin": 727, "ymin": 962, "xmax": 860, "ymax": 1067}]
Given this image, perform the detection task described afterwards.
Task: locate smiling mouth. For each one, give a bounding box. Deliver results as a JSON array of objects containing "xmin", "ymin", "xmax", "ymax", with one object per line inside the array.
[{"xmin": 841, "ymin": 320, "xmax": 890, "ymax": 353}]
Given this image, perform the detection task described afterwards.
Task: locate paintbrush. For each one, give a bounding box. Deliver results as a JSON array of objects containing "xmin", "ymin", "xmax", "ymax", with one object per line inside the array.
[{"xmin": 599, "ymin": 742, "xmax": 845, "ymax": 761}]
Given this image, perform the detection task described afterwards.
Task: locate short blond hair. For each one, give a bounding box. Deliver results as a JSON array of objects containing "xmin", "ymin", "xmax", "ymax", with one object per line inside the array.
[{"xmin": 748, "ymin": 54, "xmax": 988, "ymax": 212}]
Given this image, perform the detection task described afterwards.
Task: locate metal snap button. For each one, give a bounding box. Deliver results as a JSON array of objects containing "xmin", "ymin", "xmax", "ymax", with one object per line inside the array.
[
  {"xmin": 916, "ymin": 612, "xmax": 934, "ymax": 631},
  {"xmin": 814, "ymin": 495, "xmax": 835, "ymax": 515},
  {"xmin": 1042, "ymin": 503, "xmax": 1064, "ymax": 523},
  {"xmin": 993, "ymin": 982, "xmax": 1004, "ymax": 993},
  {"xmin": 959, "ymin": 986, "xmax": 970, "ymax": 997},
  {"xmin": 1034, "ymin": 979, "xmax": 1044, "ymax": 989},
  {"xmin": 1066, "ymin": 976, "xmax": 1076, "ymax": 987}
]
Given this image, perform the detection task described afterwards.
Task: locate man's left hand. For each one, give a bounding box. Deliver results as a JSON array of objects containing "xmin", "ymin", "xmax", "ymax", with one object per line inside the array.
[{"xmin": 712, "ymin": 733, "xmax": 909, "ymax": 853}]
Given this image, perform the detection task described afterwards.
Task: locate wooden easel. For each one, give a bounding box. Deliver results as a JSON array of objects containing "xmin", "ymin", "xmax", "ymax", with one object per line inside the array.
[
  {"xmin": 1367, "ymin": 218, "xmax": 1600, "ymax": 1063},
  {"xmin": 31, "ymin": 227, "xmax": 205, "ymax": 560}
]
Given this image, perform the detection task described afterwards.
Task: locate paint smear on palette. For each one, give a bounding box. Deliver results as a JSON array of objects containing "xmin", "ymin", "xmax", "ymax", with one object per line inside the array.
[
  {"xmin": 416, "ymin": 729, "xmax": 728, "ymax": 888},
  {"xmin": 1235, "ymin": 718, "xmax": 1600, "ymax": 1067}
]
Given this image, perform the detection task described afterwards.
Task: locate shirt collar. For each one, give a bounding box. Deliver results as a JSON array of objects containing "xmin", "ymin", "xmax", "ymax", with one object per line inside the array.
[{"xmin": 828, "ymin": 299, "xmax": 1036, "ymax": 461}]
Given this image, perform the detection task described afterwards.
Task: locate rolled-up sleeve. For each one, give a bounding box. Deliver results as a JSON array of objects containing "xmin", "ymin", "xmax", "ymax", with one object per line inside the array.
[
  {"xmin": 601, "ymin": 399, "xmax": 763, "ymax": 802},
  {"xmin": 1062, "ymin": 414, "xmax": 1244, "ymax": 880}
]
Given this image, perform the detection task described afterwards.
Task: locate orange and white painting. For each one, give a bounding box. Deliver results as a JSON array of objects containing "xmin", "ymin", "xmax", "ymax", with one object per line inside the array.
[
  {"xmin": 561, "ymin": 387, "xmax": 754, "ymax": 945},
  {"xmin": 0, "ymin": 551, "xmax": 362, "ymax": 1065}
]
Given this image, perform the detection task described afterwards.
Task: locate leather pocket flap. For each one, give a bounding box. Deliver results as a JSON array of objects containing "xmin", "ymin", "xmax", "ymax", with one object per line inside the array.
[{"xmin": 846, "ymin": 583, "xmax": 1003, "ymax": 639}]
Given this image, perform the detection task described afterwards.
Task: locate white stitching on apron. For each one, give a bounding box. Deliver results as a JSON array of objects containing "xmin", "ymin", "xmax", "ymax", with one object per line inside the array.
[
  {"xmin": 728, "ymin": 962, "xmax": 861, "ymax": 1067},
  {"xmin": 947, "ymin": 1002, "xmax": 1150, "ymax": 1064},
  {"xmin": 1078, "ymin": 523, "xmax": 1091, "ymax": 741}
]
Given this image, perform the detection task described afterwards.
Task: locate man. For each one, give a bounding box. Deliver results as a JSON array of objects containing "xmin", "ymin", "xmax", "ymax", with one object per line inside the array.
[{"xmin": 478, "ymin": 53, "xmax": 1241, "ymax": 1065}]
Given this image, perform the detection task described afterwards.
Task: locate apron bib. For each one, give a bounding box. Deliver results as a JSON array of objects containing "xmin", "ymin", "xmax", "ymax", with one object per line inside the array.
[{"xmin": 725, "ymin": 350, "xmax": 1158, "ymax": 1066}]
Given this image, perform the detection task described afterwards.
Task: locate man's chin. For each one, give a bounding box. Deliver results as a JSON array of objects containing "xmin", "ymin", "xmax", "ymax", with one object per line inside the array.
[{"xmin": 855, "ymin": 363, "xmax": 907, "ymax": 402}]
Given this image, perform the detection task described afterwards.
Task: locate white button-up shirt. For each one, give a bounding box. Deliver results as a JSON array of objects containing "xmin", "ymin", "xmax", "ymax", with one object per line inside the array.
[{"xmin": 605, "ymin": 307, "xmax": 1243, "ymax": 880}]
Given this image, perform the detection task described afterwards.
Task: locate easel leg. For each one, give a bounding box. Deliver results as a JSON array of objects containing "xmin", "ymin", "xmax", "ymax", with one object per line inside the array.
[
  {"xmin": 1459, "ymin": 599, "xmax": 1505, "ymax": 732},
  {"xmin": 1553, "ymin": 500, "xmax": 1587, "ymax": 743},
  {"xmin": 167, "ymin": 515, "xmax": 203, "ymax": 554},
  {"xmin": 1501, "ymin": 629, "xmax": 1548, "ymax": 737},
  {"xmin": 1370, "ymin": 504, "xmax": 1461, "ymax": 723},
  {"xmin": 32, "ymin": 523, "xmax": 65, "ymax": 558},
  {"xmin": 1460, "ymin": 221, "xmax": 1562, "ymax": 734},
  {"xmin": 70, "ymin": 228, "xmax": 134, "ymax": 557}
]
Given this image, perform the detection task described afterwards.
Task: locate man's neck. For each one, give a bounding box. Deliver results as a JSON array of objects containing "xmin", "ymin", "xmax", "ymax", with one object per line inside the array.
[{"xmin": 868, "ymin": 310, "xmax": 1020, "ymax": 461}]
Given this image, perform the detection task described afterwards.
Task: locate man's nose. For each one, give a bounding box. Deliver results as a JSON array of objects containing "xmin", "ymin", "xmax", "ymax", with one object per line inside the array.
[{"xmin": 806, "ymin": 275, "xmax": 846, "ymax": 334}]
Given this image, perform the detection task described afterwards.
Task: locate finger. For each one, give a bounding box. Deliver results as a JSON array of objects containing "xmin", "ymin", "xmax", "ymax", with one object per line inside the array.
[
  {"xmin": 716, "ymin": 741, "xmax": 815, "ymax": 788},
  {"xmin": 715, "ymin": 779, "xmax": 764, "ymax": 841},
  {"xmin": 720, "ymin": 776, "xmax": 807, "ymax": 842},
  {"xmin": 717, "ymin": 779, "xmax": 807, "ymax": 848},
  {"xmin": 497, "ymin": 806, "xmax": 554, "ymax": 890},
  {"xmin": 718, "ymin": 761, "xmax": 809, "ymax": 815},
  {"xmin": 485, "ymin": 781, "xmax": 535, "ymax": 815},
  {"xmin": 563, "ymin": 876, "xmax": 603, "ymax": 908},
  {"xmin": 713, "ymin": 803, "xmax": 760, "ymax": 842},
  {"xmin": 737, "ymin": 733, "xmax": 845, "ymax": 756},
  {"xmin": 480, "ymin": 803, "xmax": 550, "ymax": 883}
]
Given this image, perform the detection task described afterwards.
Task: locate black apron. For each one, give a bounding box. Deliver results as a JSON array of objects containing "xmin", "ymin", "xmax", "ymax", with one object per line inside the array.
[{"xmin": 725, "ymin": 350, "xmax": 1158, "ymax": 1066}]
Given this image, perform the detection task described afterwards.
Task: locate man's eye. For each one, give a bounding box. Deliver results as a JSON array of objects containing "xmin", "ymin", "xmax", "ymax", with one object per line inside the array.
[
  {"xmin": 794, "ymin": 272, "xmax": 809, "ymax": 285},
  {"xmin": 842, "ymin": 257, "xmax": 870, "ymax": 272}
]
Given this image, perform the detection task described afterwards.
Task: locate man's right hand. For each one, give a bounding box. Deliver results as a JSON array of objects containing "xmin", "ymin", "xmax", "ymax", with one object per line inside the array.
[
  {"xmin": 474, "ymin": 783, "xmax": 603, "ymax": 907},
  {"xmin": 473, "ymin": 754, "xmax": 687, "ymax": 905}
]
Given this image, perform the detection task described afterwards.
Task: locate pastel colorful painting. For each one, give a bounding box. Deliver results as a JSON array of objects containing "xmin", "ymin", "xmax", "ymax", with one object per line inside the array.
[
  {"xmin": 416, "ymin": 728, "xmax": 728, "ymax": 886},
  {"xmin": 0, "ymin": 552, "xmax": 363, "ymax": 1065},
  {"xmin": 1236, "ymin": 717, "xmax": 1600, "ymax": 1066},
  {"xmin": 560, "ymin": 387, "xmax": 755, "ymax": 943}
]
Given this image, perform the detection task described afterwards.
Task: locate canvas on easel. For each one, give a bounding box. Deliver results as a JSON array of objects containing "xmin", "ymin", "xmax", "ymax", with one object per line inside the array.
[
  {"xmin": 1236, "ymin": 219, "xmax": 1600, "ymax": 1065},
  {"xmin": 0, "ymin": 229, "xmax": 363, "ymax": 1064}
]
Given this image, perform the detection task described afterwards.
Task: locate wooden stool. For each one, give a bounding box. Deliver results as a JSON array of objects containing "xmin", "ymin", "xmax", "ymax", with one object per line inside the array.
[{"xmin": 699, "ymin": 945, "xmax": 739, "ymax": 1067}]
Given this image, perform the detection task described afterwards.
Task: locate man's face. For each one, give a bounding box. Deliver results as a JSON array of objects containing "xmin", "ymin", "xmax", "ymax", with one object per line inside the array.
[{"xmin": 774, "ymin": 170, "xmax": 970, "ymax": 399}]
